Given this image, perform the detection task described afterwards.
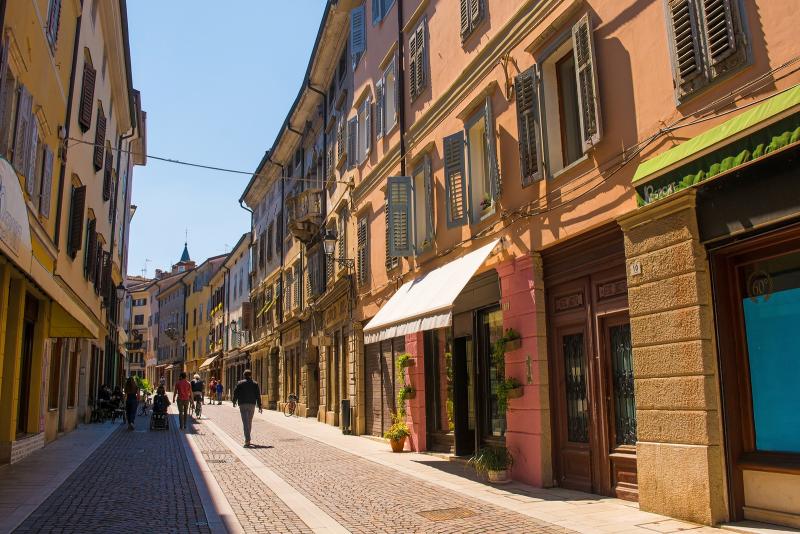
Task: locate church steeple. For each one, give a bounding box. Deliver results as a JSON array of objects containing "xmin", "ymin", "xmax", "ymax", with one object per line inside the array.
[{"xmin": 180, "ymin": 242, "xmax": 190, "ymax": 263}]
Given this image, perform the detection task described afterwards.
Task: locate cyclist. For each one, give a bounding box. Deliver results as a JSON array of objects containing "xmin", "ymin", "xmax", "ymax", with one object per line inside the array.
[{"xmin": 190, "ymin": 374, "xmax": 204, "ymax": 418}]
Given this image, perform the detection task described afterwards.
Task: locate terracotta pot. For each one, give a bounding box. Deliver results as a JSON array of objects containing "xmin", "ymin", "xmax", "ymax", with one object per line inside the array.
[
  {"xmin": 487, "ymin": 469, "xmax": 511, "ymax": 484},
  {"xmin": 504, "ymin": 338, "xmax": 522, "ymax": 352},
  {"xmin": 390, "ymin": 437, "xmax": 406, "ymax": 453},
  {"xmin": 506, "ymin": 386, "xmax": 523, "ymax": 399}
]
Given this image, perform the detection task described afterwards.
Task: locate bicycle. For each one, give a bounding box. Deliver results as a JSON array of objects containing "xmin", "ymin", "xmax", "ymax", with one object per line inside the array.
[
  {"xmin": 283, "ymin": 393, "xmax": 298, "ymax": 417},
  {"xmin": 139, "ymin": 393, "xmax": 151, "ymax": 416},
  {"xmin": 193, "ymin": 395, "xmax": 203, "ymax": 419}
]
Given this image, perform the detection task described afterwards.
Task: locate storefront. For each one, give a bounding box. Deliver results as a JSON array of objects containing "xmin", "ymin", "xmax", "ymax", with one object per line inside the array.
[
  {"xmin": 318, "ymin": 294, "xmax": 353, "ymax": 428},
  {"xmin": 622, "ymin": 84, "xmax": 800, "ymax": 527}
]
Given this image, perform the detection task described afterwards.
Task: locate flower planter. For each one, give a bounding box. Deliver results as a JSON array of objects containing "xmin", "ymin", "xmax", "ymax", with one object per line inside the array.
[
  {"xmin": 404, "ymin": 390, "xmax": 416, "ymax": 400},
  {"xmin": 504, "ymin": 338, "xmax": 522, "ymax": 352},
  {"xmin": 487, "ymin": 469, "xmax": 511, "ymax": 484},
  {"xmin": 390, "ymin": 437, "xmax": 406, "ymax": 453},
  {"xmin": 399, "ymin": 357, "xmax": 416, "ymax": 368},
  {"xmin": 506, "ymin": 386, "xmax": 523, "ymax": 399}
]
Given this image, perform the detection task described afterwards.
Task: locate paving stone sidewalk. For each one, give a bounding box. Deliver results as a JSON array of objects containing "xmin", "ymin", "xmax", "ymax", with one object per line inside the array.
[
  {"xmin": 203, "ymin": 404, "xmax": 574, "ymax": 534},
  {"xmin": 14, "ymin": 418, "xmax": 211, "ymax": 534}
]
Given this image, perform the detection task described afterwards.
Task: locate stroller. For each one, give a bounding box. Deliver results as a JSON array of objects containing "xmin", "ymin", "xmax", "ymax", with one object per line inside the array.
[{"xmin": 149, "ymin": 392, "xmax": 170, "ymax": 431}]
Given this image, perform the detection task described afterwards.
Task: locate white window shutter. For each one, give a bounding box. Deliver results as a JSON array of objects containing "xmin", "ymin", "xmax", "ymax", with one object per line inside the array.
[
  {"xmin": 443, "ymin": 132, "xmax": 468, "ymax": 227},
  {"xmin": 483, "ymin": 96, "xmax": 500, "ymax": 199},
  {"xmin": 572, "ymin": 14, "xmax": 602, "ymax": 152},
  {"xmin": 25, "ymin": 119, "xmax": 39, "ymax": 196},
  {"xmin": 350, "ymin": 5, "xmax": 366, "ymax": 57},
  {"xmin": 515, "ymin": 66, "xmax": 543, "ymax": 186},
  {"xmin": 376, "ymin": 79, "xmax": 385, "ymax": 139},
  {"xmin": 364, "ymin": 97, "xmax": 372, "ymax": 157},
  {"xmin": 40, "ymin": 145, "xmax": 53, "ymax": 217},
  {"xmin": 387, "ymin": 176, "xmax": 413, "ymax": 257}
]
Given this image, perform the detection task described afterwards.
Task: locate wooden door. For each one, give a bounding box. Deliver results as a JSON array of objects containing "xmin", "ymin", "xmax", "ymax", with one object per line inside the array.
[{"xmin": 364, "ymin": 342, "xmax": 382, "ymax": 436}]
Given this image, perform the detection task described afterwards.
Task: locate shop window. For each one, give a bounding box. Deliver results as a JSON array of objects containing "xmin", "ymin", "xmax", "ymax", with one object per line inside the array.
[{"xmin": 666, "ymin": 0, "xmax": 748, "ymax": 101}]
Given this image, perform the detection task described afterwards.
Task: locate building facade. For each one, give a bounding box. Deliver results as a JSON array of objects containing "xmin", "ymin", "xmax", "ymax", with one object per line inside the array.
[
  {"xmin": 217, "ymin": 233, "xmax": 251, "ymax": 394},
  {"xmin": 182, "ymin": 254, "xmax": 224, "ymax": 378},
  {"xmin": 122, "ymin": 275, "xmax": 151, "ymax": 378}
]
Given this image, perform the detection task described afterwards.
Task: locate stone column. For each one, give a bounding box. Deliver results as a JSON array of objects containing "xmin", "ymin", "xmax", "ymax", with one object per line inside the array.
[
  {"xmin": 497, "ymin": 254, "xmax": 552, "ymax": 487},
  {"xmin": 618, "ymin": 189, "xmax": 728, "ymax": 525}
]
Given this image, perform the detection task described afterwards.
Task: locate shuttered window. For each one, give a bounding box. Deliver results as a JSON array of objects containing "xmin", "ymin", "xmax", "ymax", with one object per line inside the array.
[
  {"xmin": 387, "ymin": 176, "xmax": 413, "ymax": 257},
  {"xmin": 40, "ymin": 146, "xmax": 54, "ymax": 217},
  {"xmin": 443, "ymin": 132, "xmax": 467, "ymax": 227},
  {"xmin": 102, "ymin": 147, "xmax": 112, "ymax": 200},
  {"xmin": 380, "ymin": 58, "xmax": 398, "ymax": 135},
  {"xmin": 12, "ymin": 86, "xmax": 32, "ymax": 175},
  {"xmin": 78, "ymin": 58, "xmax": 95, "ymax": 132},
  {"xmin": 93, "ymin": 237, "xmax": 103, "ymax": 292},
  {"xmin": 384, "ymin": 199, "xmax": 399, "ymax": 271},
  {"xmin": 267, "ymin": 222, "xmax": 274, "ymax": 262},
  {"xmin": 93, "ymin": 105, "xmax": 106, "ymax": 171},
  {"xmin": 351, "ymin": 5, "xmax": 366, "ymax": 62},
  {"xmin": 24, "ymin": 119, "xmax": 39, "ymax": 195},
  {"xmin": 347, "ymin": 116, "xmax": 357, "ymax": 168},
  {"xmin": 357, "ymin": 215, "xmax": 369, "ymax": 286},
  {"xmin": 67, "ymin": 185, "xmax": 86, "ymax": 258},
  {"xmin": 375, "ymin": 79, "xmax": 385, "ymax": 140},
  {"xmin": 372, "ymin": 0, "xmax": 395, "ymax": 24},
  {"xmin": 294, "ymin": 263, "xmax": 302, "ymax": 310},
  {"xmin": 45, "ymin": 0, "xmax": 62, "ymax": 50},
  {"xmin": 412, "ymin": 156, "xmax": 434, "ymax": 253},
  {"xmin": 0, "ymin": 38, "xmax": 15, "ymax": 158},
  {"xmin": 572, "ymin": 15, "xmax": 602, "ymax": 151},
  {"xmin": 515, "ymin": 67, "xmax": 542, "ymax": 186},
  {"xmin": 460, "ymin": 0, "xmax": 485, "ymax": 40},
  {"xmin": 337, "ymin": 118, "xmax": 346, "ymax": 166},
  {"xmin": 666, "ymin": 0, "xmax": 746, "ymax": 100},
  {"xmin": 84, "ymin": 218, "xmax": 96, "ymax": 280},
  {"xmin": 408, "ymin": 19, "xmax": 427, "ymax": 101}
]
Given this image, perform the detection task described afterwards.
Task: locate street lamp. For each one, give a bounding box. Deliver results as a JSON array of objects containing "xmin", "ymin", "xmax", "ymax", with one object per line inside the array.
[
  {"xmin": 116, "ymin": 281, "xmax": 126, "ymax": 301},
  {"xmin": 322, "ymin": 228, "xmax": 354, "ymax": 269}
]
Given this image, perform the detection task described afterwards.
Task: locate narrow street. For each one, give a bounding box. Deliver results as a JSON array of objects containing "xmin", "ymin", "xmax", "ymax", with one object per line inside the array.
[{"xmin": 1, "ymin": 401, "xmax": 721, "ymax": 534}]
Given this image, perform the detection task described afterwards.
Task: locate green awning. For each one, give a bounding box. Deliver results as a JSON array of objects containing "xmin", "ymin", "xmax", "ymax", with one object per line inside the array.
[{"xmin": 633, "ymin": 84, "xmax": 800, "ymax": 184}]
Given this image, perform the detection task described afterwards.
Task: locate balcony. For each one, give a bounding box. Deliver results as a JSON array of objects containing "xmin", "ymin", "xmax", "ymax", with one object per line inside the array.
[{"xmin": 287, "ymin": 189, "xmax": 323, "ymax": 243}]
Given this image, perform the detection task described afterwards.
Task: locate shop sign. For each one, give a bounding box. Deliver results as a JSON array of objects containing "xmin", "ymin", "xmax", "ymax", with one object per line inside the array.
[
  {"xmin": 0, "ymin": 159, "xmax": 31, "ymax": 265},
  {"xmin": 323, "ymin": 296, "xmax": 349, "ymax": 328}
]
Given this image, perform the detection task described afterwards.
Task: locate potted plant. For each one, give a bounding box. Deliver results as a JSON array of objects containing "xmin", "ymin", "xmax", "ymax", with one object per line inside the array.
[
  {"xmin": 399, "ymin": 385, "xmax": 415, "ymax": 404},
  {"xmin": 397, "ymin": 352, "xmax": 415, "ymax": 368},
  {"xmin": 480, "ymin": 194, "xmax": 492, "ymax": 211},
  {"xmin": 503, "ymin": 328, "xmax": 522, "ymax": 352},
  {"xmin": 469, "ymin": 446, "xmax": 514, "ymax": 484},
  {"xmin": 384, "ymin": 415, "xmax": 410, "ymax": 452},
  {"xmin": 496, "ymin": 377, "xmax": 523, "ymax": 416}
]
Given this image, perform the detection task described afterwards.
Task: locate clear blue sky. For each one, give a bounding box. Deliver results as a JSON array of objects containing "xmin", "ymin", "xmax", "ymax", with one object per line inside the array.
[{"xmin": 126, "ymin": 1, "xmax": 326, "ymax": 278}]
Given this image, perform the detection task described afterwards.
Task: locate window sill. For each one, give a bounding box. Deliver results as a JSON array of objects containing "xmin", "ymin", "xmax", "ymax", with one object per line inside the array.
[{"xmin": 551, "ymin": 153, "xmax": 590, "ymax": 181}]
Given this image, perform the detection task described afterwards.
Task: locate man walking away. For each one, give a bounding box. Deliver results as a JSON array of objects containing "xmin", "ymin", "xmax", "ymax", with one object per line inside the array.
[
  {"xmin": 207, "ymin": 378, "xmax": 216, "ymax": 404},
  {"xmin": 232, "ymin": 370, "xmax": 262, "ymax": 447},
  {"xmin": 191, "ymin": 374, "xmax": 204, "ymax": 416},
  {"xmin": 216, "ymin": 380, "xmax": 223, "ymax": 405},
  {"xmin": 172, "ymin": 372, "xmax": 192, "ymax": 430}
]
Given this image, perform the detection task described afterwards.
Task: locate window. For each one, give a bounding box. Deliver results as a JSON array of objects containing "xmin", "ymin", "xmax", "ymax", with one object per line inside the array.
[
  {"xmin": 357, "ymin": 215, "xmax": 369, "ymax": 285},
  {"xmin": 337, "ymin": 118, "xmax": 347, "ymax": 167},
  {"xmin": 351, "ymin": 4, "xmax": 366, "ymax": 66},
  {"xmin": 666, "ymin": 0, "xmax": 747, "ymax": 101},
  {"xmin": 67, "ymin": 185, "xmax": 86, "ymax": 258},
  {"xmin": 45, "ymin": 0, "xmax": 61, "ymax": 50},
  {"xmin": 356, "ymin": 97, "xmax": 372, "ymax": 164},
  {"xmin": 78, "ymin": 52, "xmax": 95, "ymax": 132},
  {"xmin": 284, "ymin": 269, "xmax": 293, "ymax": 312},
  {"xmin": 102, "ymin": 144, "xmax": 113, "ymax": 200},
  {"xmin": 83, "ymin": 217, "xmax": 96, "ymax": 280},
  {"xmin": 134, "ymin": 314, "xmax": 144, "ymax": 326},
  {"xmin": 0, "ymin": 53, "xmax": 17, "ymax": 157},
  {"xmin": 347, "ymin": 116, "xmax": 357, "ymax": 168},
  {"xmin": 337, "ymin": 208, "xmax": 348, "ymax": 272},
  {"xmin": 460, "ymin": 0, "xmax": 485, "ymax": 40},
  {"xmin": 516, "ymin": 14, "xmax": 602, "ymax": 178},
  {"xmin": 267, "ymin": 222, "xmax": 274, "ymax": 262},
  {"xmin": 372, "ymin": 0, "xmax": 395, "ymax": 24},
  {"xmin": 384, "ymin": 198, "xmax": 399, "ymax": 271},
  {"xmin": 408, "ymin": 18, "xmax": 427, "ymax": 100},
  {"xmin": 376, "ymin": 57, "xmax": 397, "ymax": 139},
  {"xmin": 338, "ymin": 46, "xmax": 347, "ymax": 83},
  {"xmin": 93, "ymin": 104, "xmax": 106, "ymax": 171},
  {"xmin": 412, "ymin": 156, "xmax": 434, "ymax": 252},
  {"xmin": 48, "ymin": 343, "xmax": 61, "ymax": 410}
]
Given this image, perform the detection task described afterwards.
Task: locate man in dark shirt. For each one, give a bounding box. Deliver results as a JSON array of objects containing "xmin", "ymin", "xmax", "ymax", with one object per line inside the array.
[{"xmin": 232, "ymin": 370, "xmax": 262, "ymax": 447}]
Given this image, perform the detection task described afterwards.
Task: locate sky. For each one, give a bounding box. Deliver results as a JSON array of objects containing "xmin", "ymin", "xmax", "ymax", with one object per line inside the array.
[{"xmin": 126, "ymin": 1, "xmax": 326, "ymax": 278}]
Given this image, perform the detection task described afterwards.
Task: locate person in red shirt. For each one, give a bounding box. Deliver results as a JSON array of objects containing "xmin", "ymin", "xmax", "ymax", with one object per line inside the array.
[{"xmin": 172, "ymin": 372, "xmax": 192, "ymax": 429}]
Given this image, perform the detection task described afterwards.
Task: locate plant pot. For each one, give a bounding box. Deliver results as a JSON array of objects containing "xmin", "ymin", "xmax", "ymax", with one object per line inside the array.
[
  {"xmin": 506, "ymin": 386, "xmax": 523, "ymax": 399},
  {"xmin": 487, "ymin": 469, "xmax": 511, "ymax": 484},
  {"xmin": 400, "ymin": 357, "xmax": 416, "ymax": 368},
  {"xmin": 390, "ymin": 437, "xmax": 406, "ymax": 453},
  {"xmin": 404, "ymin": 390, "xmax": 416, "ymax": 400},
  {"xmin": 504, "ymin": 338, "xmax": 522, "ymax": 352}
]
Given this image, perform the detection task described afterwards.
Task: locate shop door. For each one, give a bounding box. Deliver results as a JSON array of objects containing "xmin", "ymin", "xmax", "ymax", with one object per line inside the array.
[
  {"xmin": 425, "ymin": 329, "xmax": 455, "ymax": 452},
  {"xmin": 452, "ymin": 336, "xmax": 475, "ymax": 456},
  {"xmin": 364, "ymin": 342, "xmax": 382, "ymax": 436},
  {"xmin": 16, "ymin": 295, "xmax": 38, "ymax": 436},
  {"xmin": 476, "ymin": 307, "xmax": 505, "ymax": 444}
]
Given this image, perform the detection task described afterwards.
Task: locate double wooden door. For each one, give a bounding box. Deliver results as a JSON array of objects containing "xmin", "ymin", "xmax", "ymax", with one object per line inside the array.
[{"xmin": 544, "ymin": 228, "xmax": 638, "ymax": 501}]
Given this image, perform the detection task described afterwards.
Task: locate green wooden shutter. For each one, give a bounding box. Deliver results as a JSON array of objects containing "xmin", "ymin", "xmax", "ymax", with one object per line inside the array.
[
  {"xmin": 384, "ymin": 199, "xmax": 398, "ymax": 270},
  {"xmin": 46, "ymin": 0, "xmax": 62, "ymax": 48},
  {"xmin": 40, "ymin": 145, "xmax": 54, "ymax": 217},
  {"xmin": 387, "ymin": 176, "xmax": 413, "ymax": 257},
  {"xmin": 484, "ymin": 96, "xmax": 500, "ymax": 200},
  {"xmin": 572, "ymin": 14, "xmax": 602, "ymax": 152},
  {"xmin": 443, "ymin": 132, "xmax": 468, "ymax": 227},
  {"xmin": 0, "ymin": 36, "xmax": 13, "ymax": 157},
  {"xmin": 470, "ymin": 0, "xmax": 483, "ymax": 27},
  {"xmin": 364, "ymin": 97, "xmax": 372, "ymax": 157},
  {"xmin": 515, "ymin": 67, "xmax": 542, "ymax": 186},
  {"xmin": 351, "ymin": 5, "xmax": 366, "ymax": 57},
  {"xmin": 67, "ymin": 185, "xmax": 86, "ymax": 258},
  {"xmin": 668, "ymin": 0, "xmax": 703, "ymax": 98},
  {"xmin": 372, "ymin": 0, "xmax": 381, "ymax": 24}
]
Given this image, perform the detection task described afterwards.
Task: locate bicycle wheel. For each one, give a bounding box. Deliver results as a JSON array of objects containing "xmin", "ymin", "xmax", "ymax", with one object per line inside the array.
[{"xmin": 283, "ymin": 401, "xmax": 295, "ymax": 417}]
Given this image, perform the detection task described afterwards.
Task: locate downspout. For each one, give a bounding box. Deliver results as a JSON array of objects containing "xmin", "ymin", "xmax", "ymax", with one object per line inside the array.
[
  {"xmin": 397, "ymin": 0, "xmax": 407, "ymax": 176},
  {"xmin": 54, "ymin": 4, "xmax": 84, "ymax": 247}
]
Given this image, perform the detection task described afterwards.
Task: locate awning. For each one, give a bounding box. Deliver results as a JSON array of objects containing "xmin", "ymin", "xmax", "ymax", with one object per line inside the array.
[
  {"xmin": 198, "ymin": 355, "xmax": 218, "ymax": 370},
  {"xmin": 164, "ymin": 364, "xmax": 174, "ymax": 371},
  {"xmin": 363, "ymin": 239, "xmax": 499, "ymax": 344},
  {"xmin": 633, "ymin": 83, "xmax": 800, "ymax": 184}
]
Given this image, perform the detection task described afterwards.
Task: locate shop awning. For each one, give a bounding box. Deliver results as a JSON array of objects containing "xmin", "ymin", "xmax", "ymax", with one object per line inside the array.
[
  {"xmin": 363, "ymin": 239, "xmax": 500, "ymax": 344},
  {"xmin": 164, "ymin": 364, "xmax": 174, "ymax": 371},
  {"xmin": 198, "ymin": 355, "xmax": 218, "ymax": 370},
  {"xmin": 633, "ymin": 83, "xmax": 800, "ymax": 185}
]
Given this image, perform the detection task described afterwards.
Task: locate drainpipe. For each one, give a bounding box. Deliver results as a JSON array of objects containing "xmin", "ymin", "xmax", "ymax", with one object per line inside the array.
[
  {"xmin": 397, "ymin": 0, "xmax": 407, "ymax": 176},
  {"xmin": 54, "ymin": 5, "xmax": 84, "ymax": 247}
]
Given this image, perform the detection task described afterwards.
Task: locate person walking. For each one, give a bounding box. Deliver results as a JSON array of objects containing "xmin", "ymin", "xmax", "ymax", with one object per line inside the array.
[
  {"xmin": 124, "ymin": 376, "xmax": 139, "ymax": 430},
  {"xmin": 216, "ymin": 380, "xmax": 223, "ymax": 405},
  {"xmin": 207, "ymin": 378, "xmax": 216, "ymax": 405},
  {"xmin": 232, "ymin": 370, "xmax": 262, "ymax": 447},
  {"xmin": 172, "ymin": 372, "xmax": 192, "ymax": 430}
]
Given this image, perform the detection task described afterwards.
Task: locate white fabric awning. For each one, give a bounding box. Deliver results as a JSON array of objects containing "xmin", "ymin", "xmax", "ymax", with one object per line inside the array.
[
  {"xmin": 198, "ymin": 355, "xmax": 218, "ymax": 370},
  {"xmin": 363, "ymin": 239, "xmax": 500, "ymax": 344}
]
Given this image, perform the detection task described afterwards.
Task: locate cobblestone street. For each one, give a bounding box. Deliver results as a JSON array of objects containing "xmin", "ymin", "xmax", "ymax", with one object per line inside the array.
[{"xmin": 1, "ymin": 402, "xmax": 726, "ymax": 534}]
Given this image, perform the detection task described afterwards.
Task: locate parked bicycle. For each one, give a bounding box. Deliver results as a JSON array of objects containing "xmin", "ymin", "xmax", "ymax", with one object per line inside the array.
[{"xmin": 283, "ymin": 393, "xmax": 298, "ymax": 417}]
